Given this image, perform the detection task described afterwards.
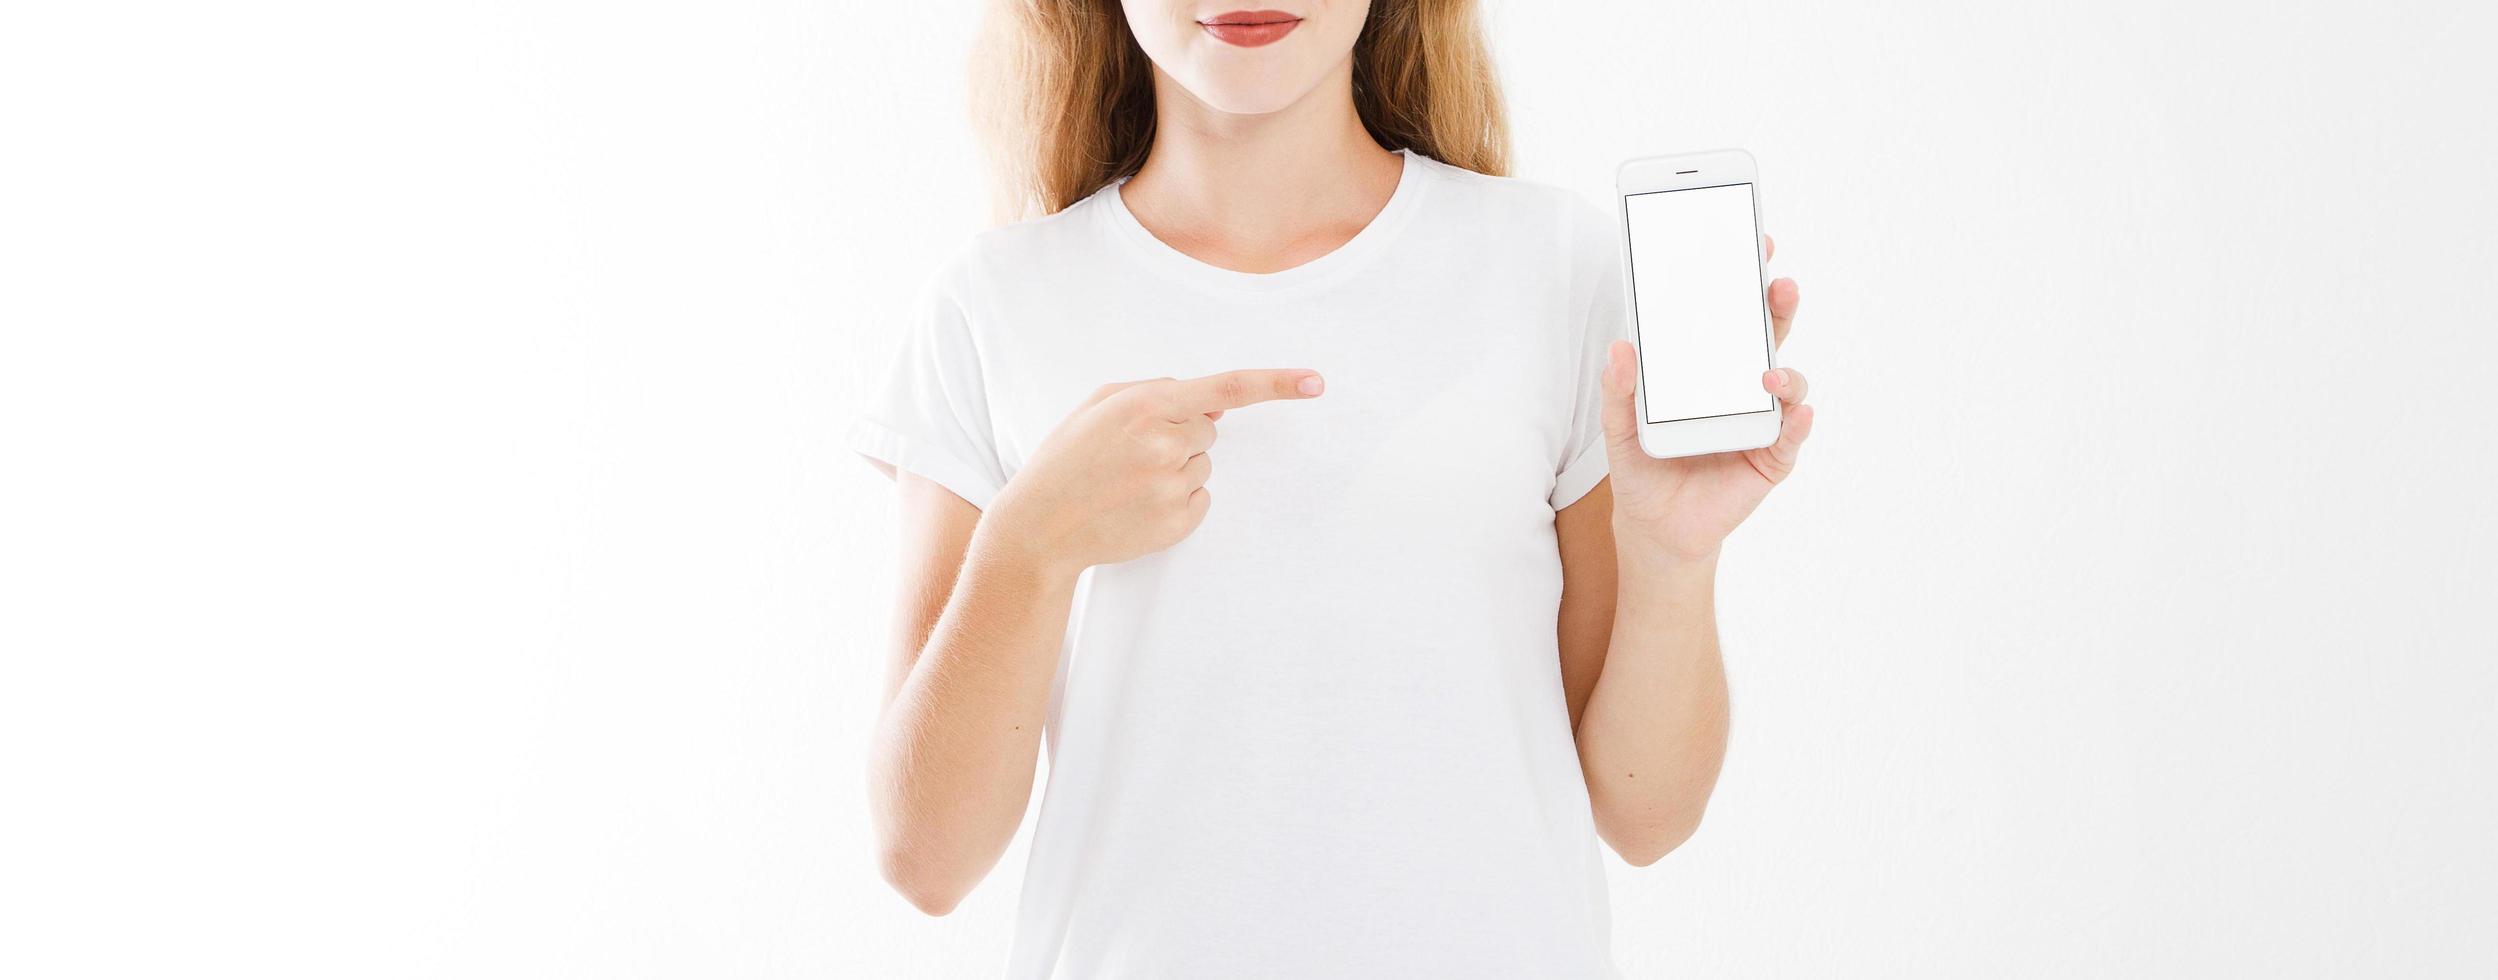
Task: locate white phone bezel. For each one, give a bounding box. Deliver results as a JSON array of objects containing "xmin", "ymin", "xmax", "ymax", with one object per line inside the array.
[{"xmin": 1614, "ymin": 149, "xmax": 1782, "ymax": 460}]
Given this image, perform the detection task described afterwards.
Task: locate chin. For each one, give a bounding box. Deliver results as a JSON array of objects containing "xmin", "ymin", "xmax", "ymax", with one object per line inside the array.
[
  {"xmin": 1122, "ymin": 0, "xmax": 1367, "ymax": 119},
  {"xmin": 1181, "ymin": 71, "xmax": 1323, "ymax": 115}
]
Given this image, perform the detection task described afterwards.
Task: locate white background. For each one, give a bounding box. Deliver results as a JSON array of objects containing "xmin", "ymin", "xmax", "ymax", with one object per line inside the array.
[{"xmin": 6, "ymin": 1, "xmax": 2494, "ymax": 977}]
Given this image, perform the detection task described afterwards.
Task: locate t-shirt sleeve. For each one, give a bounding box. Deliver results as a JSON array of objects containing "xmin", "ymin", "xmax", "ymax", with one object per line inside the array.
[
  {"xmin": 1551, "ymin": 199, "xmax": 1629, "ymax": 511},
  {"xmin": 843, "ymin": 267, "xmax": 1011, "ymax": 510}
]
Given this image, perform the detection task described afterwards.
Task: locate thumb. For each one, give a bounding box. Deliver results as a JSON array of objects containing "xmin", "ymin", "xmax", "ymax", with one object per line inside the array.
[{"xmin": 1600, "ymin": 339, "xmax": 1640, "ymax": 456}]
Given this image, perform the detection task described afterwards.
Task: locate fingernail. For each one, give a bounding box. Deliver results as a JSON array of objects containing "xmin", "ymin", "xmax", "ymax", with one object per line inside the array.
[
  {"xmin": 1299, "ymin": 374, "xmax": 1324, "ymax": 396},
  {"xmin": 1768, "ymin": 369, "xmax": 1785, "ymax": 389}
]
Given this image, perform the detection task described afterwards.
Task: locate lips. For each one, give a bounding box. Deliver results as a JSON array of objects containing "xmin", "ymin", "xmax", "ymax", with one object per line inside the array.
[{"xmin": 1199, "ymin": 10, "xmax": 1301, "ymax": 47}]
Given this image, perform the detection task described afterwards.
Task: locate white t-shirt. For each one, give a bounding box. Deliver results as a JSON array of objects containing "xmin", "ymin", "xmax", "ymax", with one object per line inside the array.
[{"xmin": 847, "ymin": 148, "xmax": 1631, "ymax": 979}]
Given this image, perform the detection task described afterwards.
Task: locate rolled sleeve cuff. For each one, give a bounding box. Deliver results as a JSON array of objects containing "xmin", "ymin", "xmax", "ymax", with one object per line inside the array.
[
  {"xmin": 1550, "ymin": 440, "xmax": 1610, "ymax": 511},
  {"xmin": 845, "ymin": 416, "xmax": 1004, "ymax": 511}
]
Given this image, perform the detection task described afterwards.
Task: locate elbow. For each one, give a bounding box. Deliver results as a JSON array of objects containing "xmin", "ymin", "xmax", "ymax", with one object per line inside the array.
[
  {"xmin": 1606, "ymin": 807, "xmax": 1707, "ymax": 868},
  {"xmin": 866, "ymin": 736, "xmax": 975, "ymax": 916},
  {"xmin": 879, "ymin": 845, "xmax": 967, "ymax": 917}
]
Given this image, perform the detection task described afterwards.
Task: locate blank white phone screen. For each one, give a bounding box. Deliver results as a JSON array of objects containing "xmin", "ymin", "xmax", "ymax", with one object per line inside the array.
[{"xmin": 1624, "ymin": 183, "xmax": 1775, "ymax": 424}]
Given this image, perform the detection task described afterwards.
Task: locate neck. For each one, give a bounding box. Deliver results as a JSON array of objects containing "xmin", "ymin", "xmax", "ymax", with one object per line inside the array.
[{"xmin": 1120, "ymin": 59, "xmax": 1404, "ymax": 272}]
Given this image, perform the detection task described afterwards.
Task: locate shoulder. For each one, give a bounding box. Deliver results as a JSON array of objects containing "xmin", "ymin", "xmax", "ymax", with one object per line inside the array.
[
  {"xmin": 1411, "ymin": 154, "xmax": 1619, "ymax": 300},
  {"xmin": 1411, "ymin": 155, "xmax": 1617, "ymax": 286},
  {"xmin": 1411, "ymin": 154, "xmax": 1613, "ymax": 246},
  {"xmin": 925, "ymin": 188, "xmax": 1120, "ymax": 305}
]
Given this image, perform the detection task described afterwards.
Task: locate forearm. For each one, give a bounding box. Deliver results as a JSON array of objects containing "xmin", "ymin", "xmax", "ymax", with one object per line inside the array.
[
  {"xmin": 1573, "ymin": 538, "xmax": 1731, "ymax": 866},
  {"xmin": 868, "ymin": 526, "xmax": 1079, "ymax": 912}
]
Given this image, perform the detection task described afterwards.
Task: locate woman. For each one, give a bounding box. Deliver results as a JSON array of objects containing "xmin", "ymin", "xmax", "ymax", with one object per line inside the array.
[{"xmin": 845, "ymin": 1, "xmax": 1815, "ymax": 975}]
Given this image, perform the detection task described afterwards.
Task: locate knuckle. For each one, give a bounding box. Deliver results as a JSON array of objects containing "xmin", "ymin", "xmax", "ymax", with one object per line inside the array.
[
  {"xmin": 1119, "ymin": 395, "xmax": 1164, "ymax": 425},
  {"xmin": 1125, "ymin": 426, "xmax": 1172, "ymax": 458},
  {"xmin": 1144, "ymin": 389, "xmax": 1187, "ymax": 419}
]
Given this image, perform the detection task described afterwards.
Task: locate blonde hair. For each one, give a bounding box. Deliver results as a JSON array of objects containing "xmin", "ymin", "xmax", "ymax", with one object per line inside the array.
[{"xmin": 972, "ymin": 0, "xmax": 1510, "ymax": 222}]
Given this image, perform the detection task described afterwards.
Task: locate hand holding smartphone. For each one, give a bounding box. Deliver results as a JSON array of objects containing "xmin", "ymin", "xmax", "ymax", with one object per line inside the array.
[{"xmin": 1616, "ymin": 149, "xmax": 1782, "ymax": 459}]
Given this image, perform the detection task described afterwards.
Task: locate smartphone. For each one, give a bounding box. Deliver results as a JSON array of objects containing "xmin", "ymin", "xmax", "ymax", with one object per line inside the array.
[{"xmin": 1615, "ymin": 149, "xmax": 1781, "ymax": 459}]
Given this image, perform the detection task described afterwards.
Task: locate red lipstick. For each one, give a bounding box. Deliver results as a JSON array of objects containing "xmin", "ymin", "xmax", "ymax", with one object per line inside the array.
[{"xmin": 1199, "ymin": 10, "xmax": 1301, "ymax": 47}]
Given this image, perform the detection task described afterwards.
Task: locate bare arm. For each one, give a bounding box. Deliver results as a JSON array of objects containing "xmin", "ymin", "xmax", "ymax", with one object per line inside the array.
[
  {"xmin": 864, "ymin": 369, "xmax": 1325, "ymax": 914},
  {"xmin": 1557, "ymin": 479, "xmax": 1731, "ymax": 866},
  {"xmin": 1557, "ymin": 240, "xmax": 1814, "ymax": 865},
  {"xmin": 866, "ymin": 470, "xmax": 1079, "ymax": 914}
]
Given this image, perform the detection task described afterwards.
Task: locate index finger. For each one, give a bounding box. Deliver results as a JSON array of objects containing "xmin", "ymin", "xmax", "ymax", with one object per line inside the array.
[{"xmin": 1166, "ymin": 368, "xmax": 1325, "ymax": 414}]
